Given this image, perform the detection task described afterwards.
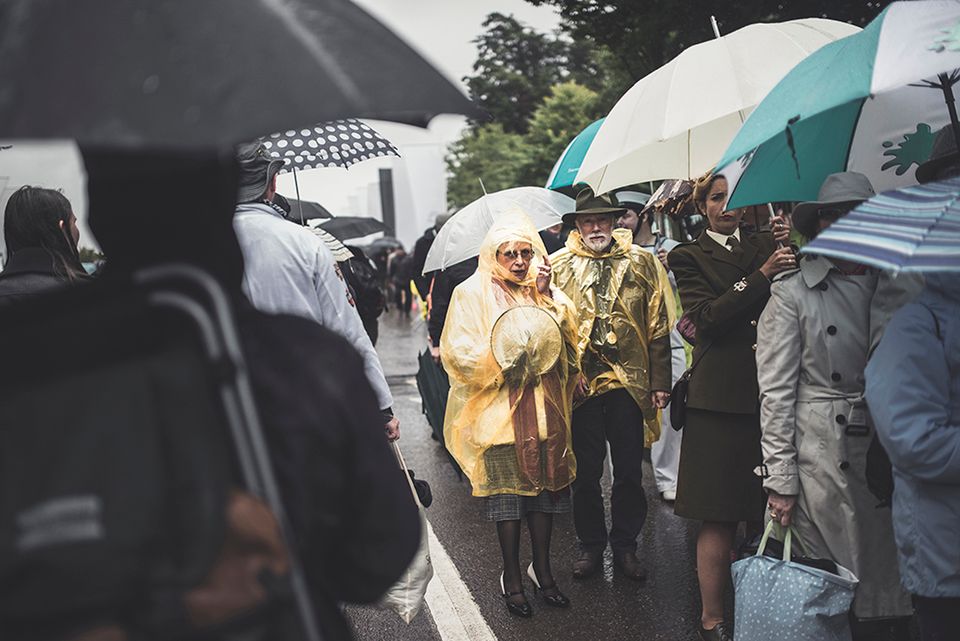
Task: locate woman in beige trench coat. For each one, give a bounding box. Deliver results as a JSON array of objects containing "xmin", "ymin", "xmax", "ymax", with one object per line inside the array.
[{"xmin": 756, "ymin": 173, "xmax": 921, "ymax": 639}]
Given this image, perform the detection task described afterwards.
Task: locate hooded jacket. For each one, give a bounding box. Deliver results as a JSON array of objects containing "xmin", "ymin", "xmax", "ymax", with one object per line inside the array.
[
  {"xmin": 441, "ymin": 215, "xmax": 579, "ymax": 497},
  {"xmin": 550, "ymin": 228, "xmax": 674, "ymax": 445},
  {"xmin": 865, "ymin": 273, "xmax": 960, "ymax": 598}
]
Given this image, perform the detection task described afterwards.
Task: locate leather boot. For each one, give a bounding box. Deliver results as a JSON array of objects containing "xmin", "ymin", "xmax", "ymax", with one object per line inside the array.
[
  {"xmin": 571, "ymin": 549, "xmax": 602, "ymax": 579},
  {"xmin": 613, "ymin": 550, "xmax": 647, "ymax": 581}
]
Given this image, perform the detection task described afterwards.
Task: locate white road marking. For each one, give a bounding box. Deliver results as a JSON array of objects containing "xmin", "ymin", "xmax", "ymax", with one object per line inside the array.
[{"xmin": 424, "ymin": 520, "xmax": 499, "ymax": 641}]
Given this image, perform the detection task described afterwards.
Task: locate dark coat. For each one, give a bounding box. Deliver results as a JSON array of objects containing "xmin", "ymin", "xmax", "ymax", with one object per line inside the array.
[
  {"xmin": 0, "ymin": 247, "xmax": 78, "ymax": 303},
  {"xmin": 427, "ymin": 257, "xmax": 478, "ymax": 346},
  {"xmin": 239, "ymin": 307, "xmax": 420, "ymax": 640},
  {"xmin": 669, "ymin": 230, "xmax": 776, "ymax": 414},
  {"xmin": 411, "ymin": 227, "xmax": 436, "ymax": 297}
]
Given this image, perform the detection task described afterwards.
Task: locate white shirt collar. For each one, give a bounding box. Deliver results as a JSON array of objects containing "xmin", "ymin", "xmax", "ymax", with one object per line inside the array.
[{"xmin": 705, "ymin": 227, "xmax": 741, "ymax": 251}]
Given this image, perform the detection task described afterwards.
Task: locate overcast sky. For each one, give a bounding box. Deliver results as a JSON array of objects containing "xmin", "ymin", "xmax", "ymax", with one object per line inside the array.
[{"xmin": 276, "ymin": 0, "xmax": 563, "ymax": 221}]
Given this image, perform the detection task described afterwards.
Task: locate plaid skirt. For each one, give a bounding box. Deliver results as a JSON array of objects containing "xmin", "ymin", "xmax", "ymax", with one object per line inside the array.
[{"xmin": 485, "ymin": 489, "xmax": 571, "ymax": 522}]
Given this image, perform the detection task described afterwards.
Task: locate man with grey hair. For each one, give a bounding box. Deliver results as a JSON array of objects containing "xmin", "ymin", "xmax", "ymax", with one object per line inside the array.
[{"xmin": 232, "ymin": 141, "xmax": 399, "ymax": 439}]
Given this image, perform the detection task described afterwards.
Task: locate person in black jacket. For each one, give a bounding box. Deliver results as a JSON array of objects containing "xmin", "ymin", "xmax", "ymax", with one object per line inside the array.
[
  {"xmin": 427, "ymin": 256, "xmax": 478, "ymax": 363},
  {"xmin": 411, "ymin": 212, "xmax": 451, "ymax": 302},
  {"xmin": 0, "ymin": 186, "xmax": 88, "ymax": 302},
  {"xmin": 668, "ymin": 172, "xmax": 794, "ymax": 641},
  {"xmin": 83, "ymin": 150, "xmax": 421, "ymax": 641}
]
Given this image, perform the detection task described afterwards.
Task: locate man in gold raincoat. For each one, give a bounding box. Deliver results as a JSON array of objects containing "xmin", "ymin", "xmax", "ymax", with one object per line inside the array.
[
  {"xmin": 441, "ymin": 214, "xmax": 580, "ymax": 615},
  {"xmin": 550, "ymin": 188, "xmax": 674, "ymax": 581}
]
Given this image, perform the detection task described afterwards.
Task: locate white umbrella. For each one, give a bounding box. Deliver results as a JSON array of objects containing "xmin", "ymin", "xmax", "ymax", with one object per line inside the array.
[
  {"xmin": 422, "ymin": 187, "xmax": 574, "ymax": 274},
  {"xmin": 576, "ymin": 18, "xmax": 859, "ymax": 194}
]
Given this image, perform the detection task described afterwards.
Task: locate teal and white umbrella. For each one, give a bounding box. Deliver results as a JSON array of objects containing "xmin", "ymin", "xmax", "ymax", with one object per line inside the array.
[
  {"xmin": 545, "ymin": 118, "xmax": 604, "ymax": 191},
  {"xmin": 718, "ymin": 0, "xmax": 960, "ymax": 209}
]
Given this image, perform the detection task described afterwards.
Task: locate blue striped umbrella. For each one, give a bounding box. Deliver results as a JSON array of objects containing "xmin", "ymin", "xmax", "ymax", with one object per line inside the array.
[{"xmin": 802, "ymin": 175, "xmax": 960, "ymax": 272}]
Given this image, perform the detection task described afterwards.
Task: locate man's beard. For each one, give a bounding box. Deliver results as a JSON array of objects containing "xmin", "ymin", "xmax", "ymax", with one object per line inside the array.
[{"xmin": 583, "ymin": 234, "xmax": 611, "ymax": 252}]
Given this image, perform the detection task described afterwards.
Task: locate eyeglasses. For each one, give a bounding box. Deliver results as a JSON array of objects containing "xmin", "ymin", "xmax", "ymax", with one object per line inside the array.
[{"xmin": 498, "ymin": 248, "xmax": 535, "ymax": 261}]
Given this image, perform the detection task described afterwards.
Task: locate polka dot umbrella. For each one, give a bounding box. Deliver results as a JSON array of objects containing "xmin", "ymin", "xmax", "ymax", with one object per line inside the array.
[{"xmin": 263, "ymin": 119, "xmax": 400, "ymax": 172}]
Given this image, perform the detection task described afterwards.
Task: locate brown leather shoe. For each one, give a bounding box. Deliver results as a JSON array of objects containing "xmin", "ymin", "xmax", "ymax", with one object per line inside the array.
[
  {"xmin": 571, "ymin": 549, "xmax": 602, "ymax": 579},
  {"xmin": 613, "ymin": 550, "xmax": 647, "ymax": 581}
]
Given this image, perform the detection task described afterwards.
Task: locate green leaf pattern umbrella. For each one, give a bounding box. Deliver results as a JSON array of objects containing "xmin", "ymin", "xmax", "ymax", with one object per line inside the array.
[{"xmin": 718, "ymin": 0, "xmax": 960, "ymax": 209}]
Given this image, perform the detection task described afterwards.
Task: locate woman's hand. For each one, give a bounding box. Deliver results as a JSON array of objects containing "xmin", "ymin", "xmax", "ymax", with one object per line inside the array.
[
  {"xmin": 536, "ymin": 255, "xmax": 552, "ymax": 295},
  {"xmin": 759, "ymin": 246, "xmax": 796, "ymax": 280},
  {"xmin": 771, "ymin": 210, "xmax": 791, "ymax": 245},
  {"xmin": 767, "ymin": 491, "xmax": 797, "ymax": 527}
]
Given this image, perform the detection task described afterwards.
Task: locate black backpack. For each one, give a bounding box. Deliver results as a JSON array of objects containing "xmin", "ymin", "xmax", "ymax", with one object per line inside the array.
[
  {"xmin": 344, "ymin": 253, "xmax": 385, "ymax": 320},
  {"xmin": 0, "ymin": 267, "xmax": 321, "ymax": 641}
]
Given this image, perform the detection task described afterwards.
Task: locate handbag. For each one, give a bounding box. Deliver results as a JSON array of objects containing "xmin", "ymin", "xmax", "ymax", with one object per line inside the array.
[
  {"xmin": 378, "ymin": 442, "xmax": 433, "ymax": 623},
  {"xmin": 731, "ymin": 521, "xmax": 857, "ymax": 641},
  {"xmin": 669, "ymin": 340, "xmax": 712, "ymax": 431}
]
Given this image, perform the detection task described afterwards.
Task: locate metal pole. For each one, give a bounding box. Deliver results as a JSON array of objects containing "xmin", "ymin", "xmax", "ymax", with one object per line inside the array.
[
  {"xmin": 710, "ymin": 15, "xmax": 721, "ymax": 39},
  {"xmin": 292, "ymin": 167, "xmax": 305, "ymax": 225}
]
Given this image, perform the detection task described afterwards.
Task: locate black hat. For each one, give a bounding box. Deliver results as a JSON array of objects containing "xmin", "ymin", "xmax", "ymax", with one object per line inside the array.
[
  {"xmin": 791, "ymin": 172, "xmax": 875, "ymax": 239},
  {"xmin": 236, "ymin": 141, "xmax": 286, "ymax": 204},
  {"xmin": 916, "ymin": 124, "xmax": 960, "ymax": 184},
  {"xmin": 561, "ymin": 187, "xmax": 626, "ymax": 225}
]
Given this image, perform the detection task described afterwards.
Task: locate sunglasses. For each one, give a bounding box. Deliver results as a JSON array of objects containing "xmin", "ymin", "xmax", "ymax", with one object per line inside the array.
[{"xmin": 498, "ymin": 249, "xmax": 535, "ymax": 261}]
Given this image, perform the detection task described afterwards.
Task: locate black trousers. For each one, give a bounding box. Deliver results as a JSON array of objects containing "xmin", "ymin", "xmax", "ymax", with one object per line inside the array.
[
  {"xmin": 914, "ymin": 595, "xmax": 959, "ymax": 641},
  {"xmin": 571, "ymin": 387, "xmax": 647, "ymax": 553}
]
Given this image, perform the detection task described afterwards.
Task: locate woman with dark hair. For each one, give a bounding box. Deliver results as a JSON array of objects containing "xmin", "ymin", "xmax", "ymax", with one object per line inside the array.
[
  {"xmin": 0, "ymin": 186, "xmax": 87, "ymax": 301},
  {"xmin": 668, "ymin": 172, "xmax": 794, "ymax": 641}
]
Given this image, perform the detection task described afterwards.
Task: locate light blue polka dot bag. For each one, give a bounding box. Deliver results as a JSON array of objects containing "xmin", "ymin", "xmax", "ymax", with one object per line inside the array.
[{"xmin": 731, "ymin": 522, "xmax": 858, "ymax": 641}]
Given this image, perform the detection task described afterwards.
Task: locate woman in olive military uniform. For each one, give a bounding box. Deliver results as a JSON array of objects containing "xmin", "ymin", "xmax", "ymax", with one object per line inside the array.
[{"xmin": 667, "ymin": 173, "xmax": 795, "ymax": 641}]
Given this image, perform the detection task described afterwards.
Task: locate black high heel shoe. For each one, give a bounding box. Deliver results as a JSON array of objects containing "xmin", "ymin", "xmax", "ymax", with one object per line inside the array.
[
  {"xmin": 500, "ymin": 572, "xmax": 533, "ymax": 617},
  {"xmin": 527, "ymin": 564, "xmax": 571, "ymax": 608}
]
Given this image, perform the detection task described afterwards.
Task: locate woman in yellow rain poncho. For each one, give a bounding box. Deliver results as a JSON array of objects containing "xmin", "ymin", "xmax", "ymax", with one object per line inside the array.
[{"xmin": 440, "ymin": 213, "xmax": 579, "ymax": 618}]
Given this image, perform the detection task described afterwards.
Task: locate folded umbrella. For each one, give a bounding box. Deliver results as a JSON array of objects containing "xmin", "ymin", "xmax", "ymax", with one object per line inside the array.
[
  {"xmin": 718, "ymin": 0, "xmax": 960, "ymax": 209},
  {"xmin": 0, "ymin": 0, "xmax": 478, "ymax": 148},
  {"xmin": 423, "ymin": 187, "xmax": 574, "ymax": 274},
  {"xmin": 319, "ymin": 216, "xmax": 390, "ymax": 241},
  {"xmin": 576, "ymin": 18, "xmax": 858, "ymax": 193},
  {"xmin": 803, "ymin": 175, "xmax": 960, "ymax": 273}
]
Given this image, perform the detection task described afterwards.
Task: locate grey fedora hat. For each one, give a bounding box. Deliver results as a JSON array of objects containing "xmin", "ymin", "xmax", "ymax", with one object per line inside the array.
[
  {"xmin": 792, "ymin": 171, "xmax": 875, "ymax": 239},
  {"xmin": 916, "ymin": 124, "xmax": 960, "ymax": 184},
  {"xmin": 236, "ymin": 141, "xmax": 286, "ymax": 204}
]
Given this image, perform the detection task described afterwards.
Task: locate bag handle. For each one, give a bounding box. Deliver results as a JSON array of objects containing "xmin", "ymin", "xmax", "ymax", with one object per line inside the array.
[
  {"xmin": 756, "ymin": 520, "xmax": 810, "ymax": 562},
  {"xmin": 391, "ymin": 441, "xmax": 424, "ymax": 509}
]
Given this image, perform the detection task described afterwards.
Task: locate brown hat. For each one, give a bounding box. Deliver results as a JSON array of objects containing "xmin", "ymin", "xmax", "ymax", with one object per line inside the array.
[
  {"xmin": 916, "ymin": 124, "xmax": 960, "ymax": 184},
  {"xmin": 791, "ymin": 172, "xmax": 875, "ymax": 239},
  {"xmin": 561, "ymin": 187, "xmax": 626, "ymax": 225}
]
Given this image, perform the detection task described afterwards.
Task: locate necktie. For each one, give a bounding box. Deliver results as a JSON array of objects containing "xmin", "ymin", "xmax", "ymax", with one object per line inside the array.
[{"xmin": 726, "ymin": 236, "xmax": 743, "ymax": 256}]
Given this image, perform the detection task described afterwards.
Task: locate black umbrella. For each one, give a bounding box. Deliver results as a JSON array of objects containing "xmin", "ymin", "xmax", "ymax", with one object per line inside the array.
[
  {"xmin": 266, "ymin": 119, "xmax": 399, "ymax": 172},
  {"xmin": 0, "ymin": 0, "xmax": 479, "ymax": 148},
  {"xmin": 274, "ymin": 194, "xmax": 333, "ymax": 223},
  {"xmin": 365, "ymin": 236, "xmax": 404, "ymax": 253},
  {"xmin": 318, "ymin": 217, "xmax": 390, "ymax": 241}
]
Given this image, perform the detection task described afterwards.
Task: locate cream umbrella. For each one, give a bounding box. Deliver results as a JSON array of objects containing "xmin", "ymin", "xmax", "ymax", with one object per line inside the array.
[
  {"xmin": 422, "ymin": 187, "xmax": 574, "ymax": 274},
  {"xmin": 576, "ymin": 17, "xmax": 859, "ymax": 194}
]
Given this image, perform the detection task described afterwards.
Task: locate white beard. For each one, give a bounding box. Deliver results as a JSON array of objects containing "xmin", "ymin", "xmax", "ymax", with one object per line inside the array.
[{"xmin": 583, "ymin": 234, "xmax": 611, "ymax": 252}]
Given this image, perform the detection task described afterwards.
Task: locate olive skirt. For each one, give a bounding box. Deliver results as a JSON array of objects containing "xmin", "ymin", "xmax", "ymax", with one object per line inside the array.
[{"xmin": 674, "ymin": 408, "xmax": 765, "ymax": 523}]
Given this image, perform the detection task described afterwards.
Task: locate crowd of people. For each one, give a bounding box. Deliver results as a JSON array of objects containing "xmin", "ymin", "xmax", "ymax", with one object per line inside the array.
[{"xmin": 0, "ymin": 124, "xmax": 956, "ymax": 641}]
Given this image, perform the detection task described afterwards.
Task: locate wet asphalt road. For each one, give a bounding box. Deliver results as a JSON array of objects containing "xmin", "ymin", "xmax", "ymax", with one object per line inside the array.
[{"xmin": 347, "ymin": 309, "xmax": 707, "ymax": 641}]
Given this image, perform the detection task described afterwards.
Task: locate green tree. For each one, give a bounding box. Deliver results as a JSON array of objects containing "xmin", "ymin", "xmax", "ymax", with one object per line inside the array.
[
  {"xmin": 526, "ymin": 0, "xmax": 893, "ymax": 93},
  {"xmin": 518, "ymin": 82, "xmax": 601, "ymax": 186},
  {"xmin": 465, "ymin": 13, "xmax": 572, "ymax": 134},
  {"xmin": 445, "ymin": 124, "xmax": 530, "ymax": 209}
]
